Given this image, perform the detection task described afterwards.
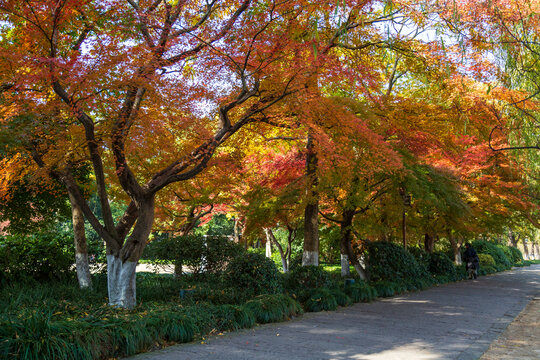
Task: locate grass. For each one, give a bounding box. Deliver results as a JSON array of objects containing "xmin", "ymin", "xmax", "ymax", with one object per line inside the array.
[
  {"xmin": 2, "ymin": 257, "xmax": 536, "ymax": 359},
  {"xmin": 0, "ymin": 273, "xmax": 293, "ymax": 360}
]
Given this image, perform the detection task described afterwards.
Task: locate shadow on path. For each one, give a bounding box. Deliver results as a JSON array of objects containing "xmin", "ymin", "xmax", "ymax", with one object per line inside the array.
[{"xmin": 128, "ymin": 265, "xmax": 540, "ymax": 360}]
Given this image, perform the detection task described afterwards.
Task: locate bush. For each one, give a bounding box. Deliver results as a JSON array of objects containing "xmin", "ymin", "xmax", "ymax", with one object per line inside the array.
[
  {"xmin": 284, "ymin": 265, "xmax": 333, "ymax": 291},
  {"xmin": 407, "ymin": 246, "xmax": 431, "ymax": 273},
  {"xmin": 330, "ymin": 289, "xmax": 352, "ymax": 307},
  {"xmin": 143, "ymin": 235, "xmax": 244, "ymax": 275},
  {"xmin": 479, "ymin": 265, "xmax": 497, "ymax": 275},
  {"xmin": 303, "ymin": 288, "xmax": 338, "ymax": 312},
  {"xmin": 243, "ymin": 294, "xmax": 302, "ymax": 323},
  {"xmin": 209, "ymin": 304, "xmax": 255, "ymax": 331},
  {"xmin": 506, "ymin": 246, "xmax": 524, "ymax": 265},
  {"xmin": 428, "ymin": 252, "xmax": 457, "ymax": 281},
  {"xmin": 404, "ymin": 277, "xmax": 433, "ymax": 291},
  {"xmin": 455, "ymin": 264, "xmax": 468, "ymax": 280},
  {"xmin": 0, "ymin": 307, "xmax": 197, "ymax": 360},
  {"xmin": 344, "ymin": 282, "xmax": 377, "ymax": 303},
  {"xmin": 371, "ymin": 281, "xmax": 397, "ymax": 297},
  {"xmin": 408, "ymin": 247, "xmax": 456, "ymax": 281},
  {"xmin": 224, "ymin": 252, "xmax": 282, "ymax": 296},
  {"xmin": 478, "ymin": 253, "xmax": 496, "ymax": 268},
  {"xmin": 365, "ymin": 242, "xmax": 429, "ymax": 283},
  {"xmin": 471, "ymin": 240, "xmax": 512, "ymax": 271},
  {"xmin": 191, "ymin": 286, "xmax": 249, "ymax": 305},
  {"xmin": 0, "ymin": 233, "xmax": 74, "ymax": 283},
  {"xmin": 497, "ymin": 244, "xmax": 515, "ymax": 265}
]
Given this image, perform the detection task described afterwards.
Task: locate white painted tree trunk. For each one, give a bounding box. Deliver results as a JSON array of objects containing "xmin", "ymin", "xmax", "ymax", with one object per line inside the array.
[
  {"xmin": 265, "ymin": 238, "xmax": 272, "ymax": 258},
  {"xmin": 107, "ymin": 255, "xmax": 137, "ymax": 309},
  {"xmin": 341, "ymin": 254, "xmax": 350, "ymax": 277},
  {"xmin": 302, "ymin": 251, "xmax": 318, "ymax": 266},
  {"xmin": 523, "ymin": 242, "xmax": 530, "ymax": 260},
  {"xmin": 353, "ymin": 263, "xmax": 367, "ymax": 281},
  {"xmin": 68, "ymin": 192, "xmax": 92, "ymax": 288},
  {"xmin": 75, "ymin": 253, "xmax": 92, "ymax": 288}
]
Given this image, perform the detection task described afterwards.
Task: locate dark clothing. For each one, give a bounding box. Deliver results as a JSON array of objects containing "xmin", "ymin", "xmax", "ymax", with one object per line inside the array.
[{"xmin": 464, "ymin": 247, "xmax": 479, "ymax": 270}]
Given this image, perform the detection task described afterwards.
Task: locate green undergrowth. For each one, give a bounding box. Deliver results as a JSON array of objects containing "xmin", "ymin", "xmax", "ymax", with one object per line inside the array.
[
  {"xmin": 2, "ymin": 243, "xmax": 535, "ymax": 360},
  {"xmin": 244, "ymin": 294, "xmax": 303, "ymax": 323}
]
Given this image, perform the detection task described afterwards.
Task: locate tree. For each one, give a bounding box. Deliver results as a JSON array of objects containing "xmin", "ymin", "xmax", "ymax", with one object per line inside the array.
[
  {"xmin": 1, "ymin": 0, "xmax": 391, "ymax": 308},
  {"xmin": 0, "ymin": 150, "xmax": 93, "ymax": 288}
]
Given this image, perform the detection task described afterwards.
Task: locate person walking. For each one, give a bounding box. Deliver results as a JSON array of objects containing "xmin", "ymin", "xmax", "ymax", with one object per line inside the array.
[{"xmin": 463, "ymin": 242, "xmax": 480, "ymax": 279}]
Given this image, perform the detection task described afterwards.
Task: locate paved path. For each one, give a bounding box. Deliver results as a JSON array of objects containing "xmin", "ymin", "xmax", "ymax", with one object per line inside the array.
[
  {"xmin": 480, "ymin": 295, "xmax": 540, "ymax": 359},
  {"xmin": 128, "ymin": 265, "xmax": 540, "ymax": 360}
]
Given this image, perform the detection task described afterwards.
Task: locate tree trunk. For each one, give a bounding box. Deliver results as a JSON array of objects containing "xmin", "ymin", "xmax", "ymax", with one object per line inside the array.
[
  {"xmin": 303, "ymin": 133, "xmax": 319, "ymax": 266},
  {"xmin": 523, "ymin": 240, "xmax": 530, "ymax": 260},
  {"xmin": 448, "ymin": 234, "xmax": 462, "ymax": 265},
  {"xmin": 346, "ymin": 240, "xmax": 367, "ymax": 280},
  {"xmin": 339, "ymin": 211, "xmax": 353, "ymax": 277},
  {"xmin": 107, "ymin": 255, "xmax": 137, "ymax": 308},
  {"xmin": 265, "ymin": 228, "xmax": 288, "ymax": 272},
  {"xmin": 508, "ymin": 229, "xmax": 518, "ymax": 247},
  {"xmin": 108, "ymin": 197, "xmax": 155, "ymax": 309},
  {"xmin": 340, "ymin": 210, "xmax": 367, "ymax": 279},
  {"xmin": 285, "ymin": 225, "xmax": 296, "ymax": 273},
  {"xmin": 233, "ymin": 217, "xmax": 241, "ymax": 243},
  {"xmin": 265, "ymin": 234, "xmax": 272, "ymax": 258},
  {"xmin": 174, "ymin": 259, "xmax": 182, "ymax": 278},
  {"xmin": 68, "ymin": 192, "xmax": 92, "ymax": 289},
  {"xmin": 424, "ymin": 233, "xmax": 435, "ymax": 253}
]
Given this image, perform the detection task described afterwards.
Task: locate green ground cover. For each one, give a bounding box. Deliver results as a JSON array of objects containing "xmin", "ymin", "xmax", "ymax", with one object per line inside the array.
[{"xmin": 1, "ymin": 241, "xmax": 537, "ymax": 360}]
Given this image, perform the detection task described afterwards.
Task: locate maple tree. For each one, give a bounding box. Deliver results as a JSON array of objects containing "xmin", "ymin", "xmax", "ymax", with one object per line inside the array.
[
  {"xmin": 2, "ymin": 0, "xmax": 419, "ymax": 308},
  {"xmin": 432, "ymin": 0, "xmax": 540, "ymax": 233},
  {"xmin": 1, "ymin": 0, "xmax": 539, "ymax": 314}
]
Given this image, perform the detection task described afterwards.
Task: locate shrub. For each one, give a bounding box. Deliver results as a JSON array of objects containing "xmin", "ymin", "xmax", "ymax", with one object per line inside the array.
[
  {"xmin": 191, "ymin": 286, "xmax": 249, "ymax": 305},
  {"xmin": 478, "ymin": 253, "xmax": 496, "ymax": 268},
  {"xmin": 288, "ymin": 253, "xmax": 304, "ymax": 270},
  {"xmin": 407, "ymin": 246, "xmax": 431, "ymax": 273},
  {"xmin": 224, "ymin": 252, "xmax": 282, "ymax": 296},
  {"xmin": 455, "ymin": 264, "xmax": 468, "ymax": 280},
  {"xmin": 303, "ymin": 288, "xmax": 338, "ymax": 312},
  {"xmin": 506, "ymin": 246, "xmax": 524, "ymax": 265},
  {"xmin": 365, "ymin": 242, "xmax": 429, "ymax": 283},
  {"xmin": 243, "ymin": 294, "xmax": 302, "ymax": 323},
  {"xmin": 497, "ymin": 244, "xmax": 515, "ymax": 265},
  {"xmin": 345, "ymin": 282, "xmax": 377, "ymax": 302},
  {"xmin": 408, "ymin": 247, "xmax": 456, "ymax": 281},
  {"xmin": 0, "ymin": 233, "xmax": 74, "ymax": 283},
  {"xmin": 143, "ymin": 235, "xmax": 244, "ymax": 275},
  {"xmin": 471, "ymin": 240, "xmax": 512, "ymax": 271},
  {"xmin": 210, "ymin": 304, "xmax": 255, "ymax": 331},
  {"xmin": 479, "ymin": 265, "xmax": 497, "ymax": 275},
  {"xmin": 428, "ymin": 252, "xmax": 457, "ymax": 281},
  {"xmin": 284, "ymin": 265, "xmax": 333, "ymax": 291},
  {"xmin": 0, "ymin": 307, "xmax": 197, "ymax": 360},
  {"xmin": 404, "ymin": 277, "xmax": 433, "ymax": 291},
  {"xmin": 330, "ymin": 289, "xmax": 352, "ymax": 307},
  {"xmin": 372, "ymin": 281, "xmax": 397, "ymax": 297}
]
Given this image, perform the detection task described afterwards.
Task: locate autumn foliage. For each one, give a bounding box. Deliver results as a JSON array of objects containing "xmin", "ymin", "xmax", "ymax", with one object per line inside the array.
[{"xmin": 1, "ymin": 0, "xmax": 540, "ymax": 307}]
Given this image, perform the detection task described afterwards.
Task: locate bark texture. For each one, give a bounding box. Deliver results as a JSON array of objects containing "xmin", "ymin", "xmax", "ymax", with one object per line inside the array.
[
  {"xmin": 68, "ymin": 192, "xmax": 92, "ymax": 288},
  {"xmin": 107, "ymin": 255, "xmax": 137, "ymax": 308},
  {"xmin": 448, "ymin": 235, "xmax": 462, "ymax": 265},
  {"xmin": 424, "ymin": 233, "xmax": 436, "ymax": 253},
  {"xmin": 303, "ymin": 133, "xmax": 319, "ymax": 266}
]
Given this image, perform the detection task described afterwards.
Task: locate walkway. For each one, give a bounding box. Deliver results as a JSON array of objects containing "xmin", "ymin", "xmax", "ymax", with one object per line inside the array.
[{"xmin": 128, "ymin": 265, "xmax": 540, "ymax": 360}]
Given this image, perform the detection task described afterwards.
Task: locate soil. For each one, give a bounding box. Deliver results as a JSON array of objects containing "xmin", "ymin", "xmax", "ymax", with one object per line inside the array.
[{"xmin": 480, "ymin": 297, "xmax": 540, "ymax": 360}]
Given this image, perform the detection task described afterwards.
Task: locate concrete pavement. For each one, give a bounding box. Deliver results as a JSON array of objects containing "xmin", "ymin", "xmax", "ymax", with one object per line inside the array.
[{"xmin": 128, "ymin": 265, "xmax": 540, "ymax": 360}]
